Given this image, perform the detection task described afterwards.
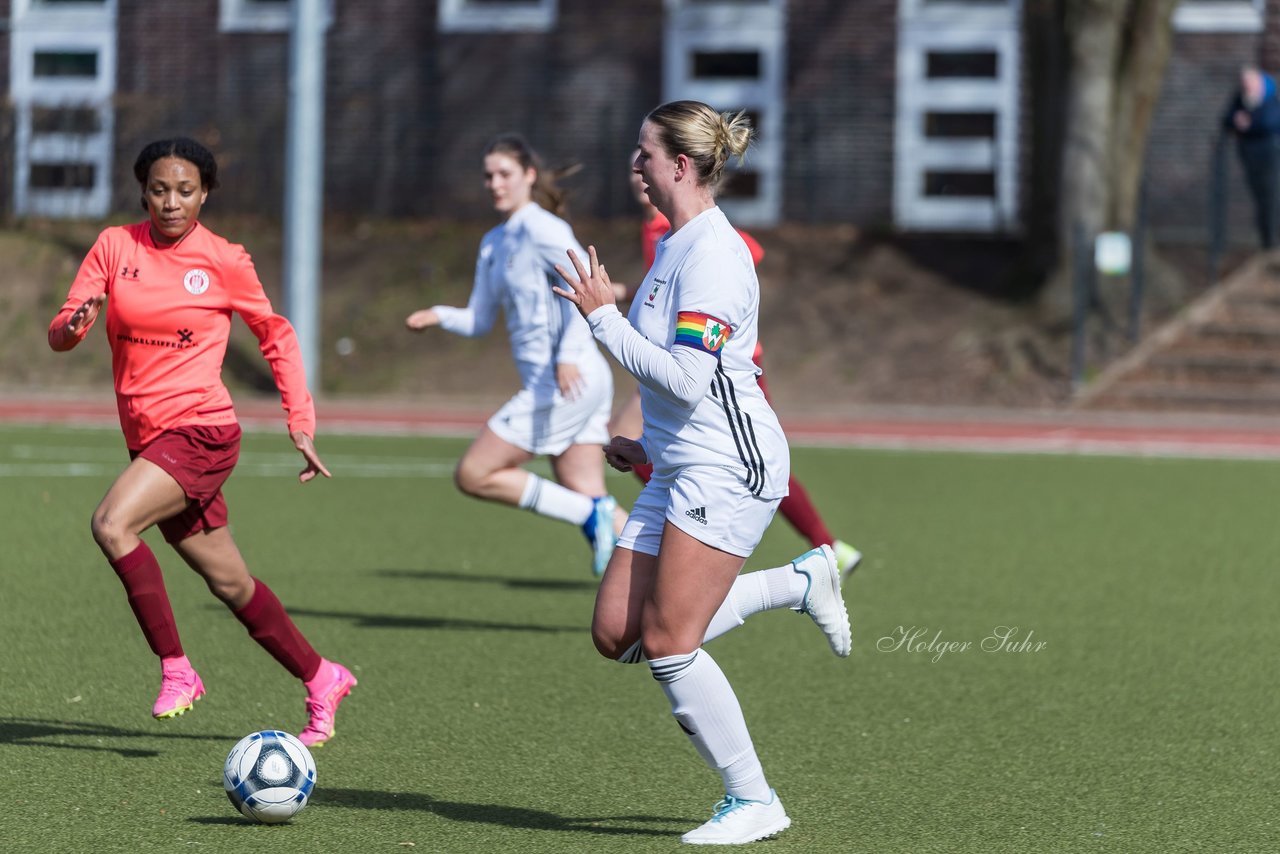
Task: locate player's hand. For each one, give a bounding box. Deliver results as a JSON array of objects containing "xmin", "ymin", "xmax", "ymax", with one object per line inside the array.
[
  {"xmin": 603, "ymin": 436, "xmax": 647, "ymax": 472},
  {"xmin": 1235, "ymin": 110, "xmax": 1253, "ymax": 132},
  {"xmin": 66, "ymin": 294, "xmax": 105, "ymax": 336},
  {"xmin": 405, "ymin": 308, "xmax": 440, "ymax": 331},
  {"xmin": 556, "ymin": 362, "xmax": 585, "ymax": 400},
  {"xmin": 291, "ymin": 431, "xmax": 332, "ymax": 483},
  {"xmin": 553, "ymin": 246, "xmax": 616, "ymax": 317}
]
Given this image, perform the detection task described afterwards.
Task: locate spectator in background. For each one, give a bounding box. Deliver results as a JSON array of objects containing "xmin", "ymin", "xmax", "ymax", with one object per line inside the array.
[{"xmin": 1224, "ymin": 65, "xmax": 1280, "ymax": 248}]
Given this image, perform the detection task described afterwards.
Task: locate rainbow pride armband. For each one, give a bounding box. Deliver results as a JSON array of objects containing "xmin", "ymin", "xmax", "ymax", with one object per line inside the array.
[{"xmin": 674, "ymin": 311, "xmax": 732, "ymax": 356}]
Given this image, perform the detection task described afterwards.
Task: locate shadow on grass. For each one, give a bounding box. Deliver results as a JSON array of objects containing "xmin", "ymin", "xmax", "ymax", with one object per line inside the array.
[
  {"xmin": 308, "ymin": 787, "xmax": 685, "ymax": 838},
  {"xmin": 0, "ymin": 717, "xmax": 235, "ymax": 759},
  {"xmin": 376, "ymin": 567, "xmax": 598, "ymax": 593},
  {"xmin": 284, "ymin": 607, "xmax": 584, "ymax": 634}
]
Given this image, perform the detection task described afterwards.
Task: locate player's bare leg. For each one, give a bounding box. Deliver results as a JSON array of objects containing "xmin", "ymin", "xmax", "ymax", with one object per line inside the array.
[
  {"xmin": 454, "ymin": 427, "xmax": 537, "ymax": 506},
  {"xmin": 91, "ymin": 459, "xmax": 202, "ymax": 718}
]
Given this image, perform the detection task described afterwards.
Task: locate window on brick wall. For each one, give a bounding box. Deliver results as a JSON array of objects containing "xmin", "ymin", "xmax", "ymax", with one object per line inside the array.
[
  {"xmin": 31, "ymin": 106, "xmax": 101, "ymax": 134},
  {"xmin": 219, "ymin": 0, "xmax": 333, "ymax": 33},
  {"xmin": 10, "ymin": 0, "xmax": 117, "ymax": 217},
  {"xmin": 895, "ymin": 0, "xmax": 1020, "ymax": 232},
  {"xmin": 1174, "ymin": 0, "xmax": 1264, "ymax": 32},
  {"xmin": 33, "ymin": 50, "xmax": 98, "ymax": 78},
  {"xmin": 30, "ymin": 163, "xmax": 96, "ymax": 189},
  {"xmin": 692, "ymin": 50, "xmax": 762, "ymax": 79},
  {"xmin": 665, "ymin": 0, "xmax": 785, "ymax": 226},
  {"xmin": 438, "ymin": 0, "xmax": 558, "ymax": 33},
  {"xmin": 925, "ymin": 111, "xmax": 997, "ymax": 140},
  {"xmin": 925, "ymin": 50, "xmax": 999, "ymax": 79}
]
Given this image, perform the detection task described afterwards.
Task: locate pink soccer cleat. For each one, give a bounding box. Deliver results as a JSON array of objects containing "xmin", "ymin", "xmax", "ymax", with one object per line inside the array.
[
  {"xmin": 298, "ymin": 659, "xmax": 356, "ymax": 747},
  {"xmin": 152, "ymin": 657, "xmax": 205, "ymax": 719}
]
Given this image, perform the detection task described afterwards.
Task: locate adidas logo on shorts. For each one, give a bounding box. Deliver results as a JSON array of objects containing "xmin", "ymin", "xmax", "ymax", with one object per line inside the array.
[{"xmin": 685, "ymin": 506, "xmax": 708, "ymax": 525}]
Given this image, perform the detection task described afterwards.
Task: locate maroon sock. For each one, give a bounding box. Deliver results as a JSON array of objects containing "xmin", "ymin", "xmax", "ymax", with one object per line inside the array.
[
  {"xmin": 632, "ymin": 462, "xmax": 654, "ymax": 485},
  {"xmin": 233, "ymin": 578, "xmax": 322, "ymax": 681},
  {"xmin": 110, "ymin": 541, "xmax": 184, "ymax": 659},
  {"xmin": 779, "ymin": 475, "xmax": 834, "ymax": 549}
]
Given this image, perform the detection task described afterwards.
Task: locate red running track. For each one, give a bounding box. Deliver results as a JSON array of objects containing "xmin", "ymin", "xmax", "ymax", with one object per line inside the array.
[{"xmin": 3, "ymin": 395, "xmax": 1280, "ymax": 459}]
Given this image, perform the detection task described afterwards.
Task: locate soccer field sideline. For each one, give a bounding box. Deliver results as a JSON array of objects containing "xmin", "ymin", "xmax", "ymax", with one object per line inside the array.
[{"xmin": 4, "ymin": 394, "xmax": 1280, "ymax": 459}]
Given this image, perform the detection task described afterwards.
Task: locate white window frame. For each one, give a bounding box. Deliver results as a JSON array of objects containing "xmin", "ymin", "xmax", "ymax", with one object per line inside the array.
[
  {"xmin": 895, "ymin": 0, "xmax": 1021, "ymax": 232},
  {"xmin": 438, "ymin": 0, "xmax": 558, "ymax": 33},
  {"xmin": 12, "ymin": 0, "xmax": 115, "ymax": 17},
  {"xmin": 220, "ymin": 0, "xmax": 333, "ymax": 33},
  {"xmin": 663, "ymin": 0, "xmax": 786, "ymax": 227},
  {"xmin": 1174, "ymin": 0, "xmax": 1264, "ymax": 33},
  {"xmin": 10, "ymin": 2, "xmax": 116, "ymax": 218}
]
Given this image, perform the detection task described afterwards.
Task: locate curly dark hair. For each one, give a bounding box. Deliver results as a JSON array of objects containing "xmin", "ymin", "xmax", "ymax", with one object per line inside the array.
[{"xmin": 133, "ymin": 137, "xmax": 220, "ymax": 191}]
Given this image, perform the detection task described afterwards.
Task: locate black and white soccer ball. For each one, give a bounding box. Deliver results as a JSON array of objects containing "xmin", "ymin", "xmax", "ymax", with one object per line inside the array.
[{"xmin": 223, "ymin": 730, "xmax": 316, "ymax": 824}]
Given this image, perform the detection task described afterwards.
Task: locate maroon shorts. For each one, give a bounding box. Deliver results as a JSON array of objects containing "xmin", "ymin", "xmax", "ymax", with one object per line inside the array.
[{"xmin": 130, "ymin": 424, "xmax": 242, "ymax": 544}]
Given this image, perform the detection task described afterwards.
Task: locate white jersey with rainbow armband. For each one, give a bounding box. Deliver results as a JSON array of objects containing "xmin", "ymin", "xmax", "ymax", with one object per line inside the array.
[{"xmin": 587, "ymin": 206, "xmax": 789, "ymax": 498}]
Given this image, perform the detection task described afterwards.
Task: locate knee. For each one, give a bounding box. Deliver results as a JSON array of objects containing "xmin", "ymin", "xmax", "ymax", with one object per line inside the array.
[
  {"xmin": 591, "ymin": 613, "xmax": 640, "ymax": 662},
  {"xmin": 591, "ymin": 625, "xmax": 633, "ymax": 661},
  {"xmin": 639, "ymin": 612, "xmax": 698, "ymax": 661},
  {"xmin": 206, "ymin": 574, "xmax": 254, "ymax": 609},
  {"xmin": 453, "ymin": 460, "xmax": 484, "ymax": 498},
  {"xmin": 90, "ymin": 507, "xmax": 129, "ymax": 554}
]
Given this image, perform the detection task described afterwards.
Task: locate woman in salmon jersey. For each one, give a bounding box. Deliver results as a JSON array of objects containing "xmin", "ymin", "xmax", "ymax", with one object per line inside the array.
[
  {"xmin": 404, "ymin": 134, "xmax": 623, "ymax": 576},
  {"xmin": 554, "ymin": 103, "xmax": 852, "ymax": 845},
  {"xmin": 610, "ymin": 155, "xmax": 863, "ymax": 578},
  {"xmin": 47, "ymin": 137, "xmax": 354, "ymax": 747}
]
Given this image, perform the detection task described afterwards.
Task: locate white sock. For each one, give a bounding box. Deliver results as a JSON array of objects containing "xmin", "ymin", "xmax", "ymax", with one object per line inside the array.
[
  {"xmin": 702, "ymin": 595, "xmax": 745, "ymax": 643},
  {"xmin": 700, "ymin": 564, "xmax": 805, "ymax": 644},
  {"xmin": 649, "ymin": 649, "xmax": 771, "ymax": 802},
  {"xmin": 615, "ymin": 561, "xmax": 808, "ymax": 664},
  {"xmin": 517, "ymin": 473, "xmax": 593, "ymax": 526}
]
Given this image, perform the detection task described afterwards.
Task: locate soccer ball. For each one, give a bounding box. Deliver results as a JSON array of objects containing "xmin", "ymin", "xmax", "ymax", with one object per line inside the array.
[{"xmin": 223, "ymin": 730, "xmax": 316, "ymax": 824}]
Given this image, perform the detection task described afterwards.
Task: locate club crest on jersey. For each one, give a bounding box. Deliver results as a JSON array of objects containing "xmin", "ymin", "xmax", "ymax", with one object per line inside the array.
[
  {"xmin": 675, "ymin": 311, "xmax": 731, "ymax": 356},
  {"xmin": 183, "ymin": 268, "xmax": 210, "ymax": 295}
]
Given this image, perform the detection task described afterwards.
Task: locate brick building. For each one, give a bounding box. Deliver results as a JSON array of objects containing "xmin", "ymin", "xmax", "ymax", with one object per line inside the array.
[{"xmin": 0, "ymin": 0, "xmax": 1276, "ymax": 241}]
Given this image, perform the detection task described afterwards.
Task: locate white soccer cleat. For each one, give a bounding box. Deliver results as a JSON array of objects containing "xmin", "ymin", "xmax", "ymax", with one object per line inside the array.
[
  {"xmin": 833, "ymin": 538, "xmax": 863, "ymax": 579},
  {"xmin": 681, "ymin": 790, "xmax": 791, "ymax": 845},
  {"xmin": 792, "ymin": 544, "xmax": 852, "ymax": 657}
]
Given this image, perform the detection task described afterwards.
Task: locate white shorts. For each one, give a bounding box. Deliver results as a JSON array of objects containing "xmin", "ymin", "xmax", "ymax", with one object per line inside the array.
[
  {"xmin": 618, "ymin": 464, "xmax": 782, "ymax": 558},
  {"xmin": 487, "ymin": 362, "xmax": 613, "ymax": 456}
]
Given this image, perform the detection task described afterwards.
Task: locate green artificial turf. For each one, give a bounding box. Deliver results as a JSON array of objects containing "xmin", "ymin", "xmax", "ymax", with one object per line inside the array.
[{"xmin": 2, "ymin": 424, "xmax": 1279, "ymax": 852}]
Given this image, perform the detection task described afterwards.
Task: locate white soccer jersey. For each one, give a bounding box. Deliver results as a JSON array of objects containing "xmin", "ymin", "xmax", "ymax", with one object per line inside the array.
[
  {"xmin": 588, "ymin": 206, "xmax": 790, "ymax": 498},
  {"xmin": 433, "ymin": 202, "xmax": 605, "ymax": 391}
]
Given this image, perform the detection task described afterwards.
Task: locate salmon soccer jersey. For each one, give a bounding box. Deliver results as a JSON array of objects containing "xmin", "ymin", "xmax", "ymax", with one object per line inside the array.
[
  {"xmin": 49, "ymin": 222, "xmax": 315, "ymax": 448},
  {"xmin": 592, "ymin": 206, "xmax": 789, "ymax": 498}
]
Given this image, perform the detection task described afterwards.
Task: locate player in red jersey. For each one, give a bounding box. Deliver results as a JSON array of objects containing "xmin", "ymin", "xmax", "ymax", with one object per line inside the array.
[
  {"xmin": 609, "ymin": 153, "xmax": 863, "ymax": 576},
  {"xmin": 47, "ymin": 138, "xmax": 354, "ymax": 746}
]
